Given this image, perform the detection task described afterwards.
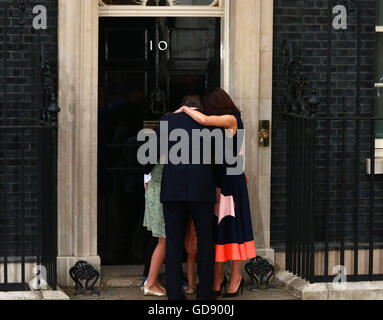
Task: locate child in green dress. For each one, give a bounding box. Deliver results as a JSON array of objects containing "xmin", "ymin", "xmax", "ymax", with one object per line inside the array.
[{"xmin": 143, "ymin": 164, "xmax": 167, "ymax": 296}]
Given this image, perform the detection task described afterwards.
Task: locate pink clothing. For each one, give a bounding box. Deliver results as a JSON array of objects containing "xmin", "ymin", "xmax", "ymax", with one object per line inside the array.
[{"xmin": 214, "ymin": 188, "xmax": 236, "ymax": 225}]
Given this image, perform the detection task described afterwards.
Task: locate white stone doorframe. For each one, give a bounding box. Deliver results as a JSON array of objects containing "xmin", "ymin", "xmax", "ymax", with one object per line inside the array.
[
  {"xmin": 57, "ymin": 0, "xmax": 274, "ymax": 287},
  {"xmin": 57, "ymin": 0, "xmax": 100, "ymax": 287}
]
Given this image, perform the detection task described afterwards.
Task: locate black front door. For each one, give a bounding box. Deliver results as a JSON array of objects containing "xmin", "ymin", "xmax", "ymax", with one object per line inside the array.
[{"xmin": 98, "ymin": 17, "xmax": 221, "ymax": 265}]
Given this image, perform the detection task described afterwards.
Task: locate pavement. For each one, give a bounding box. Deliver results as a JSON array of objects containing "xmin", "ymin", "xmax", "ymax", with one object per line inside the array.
[
  {"xmin": 62, "ymin": 265, "xmax": 299, "ymax": 301},
  {"xmin": 63, "ymin": 286, "xmax": 299, "ymax": 301}
]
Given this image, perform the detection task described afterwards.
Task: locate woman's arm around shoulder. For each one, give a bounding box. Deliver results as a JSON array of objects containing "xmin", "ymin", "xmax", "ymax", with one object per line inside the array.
[{"xmin": 175, "ymin": 106, "xmax": 237, "ymax": 131}]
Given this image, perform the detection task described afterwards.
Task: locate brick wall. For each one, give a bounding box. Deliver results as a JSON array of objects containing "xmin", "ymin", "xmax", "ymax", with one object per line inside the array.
[
  {"xmin": 271, "ymin": 0, "xmax": 377, "ymax": 249},
  {"xmin": 0, "ymin": 0, "xmax": 58, "ymax": 258}
]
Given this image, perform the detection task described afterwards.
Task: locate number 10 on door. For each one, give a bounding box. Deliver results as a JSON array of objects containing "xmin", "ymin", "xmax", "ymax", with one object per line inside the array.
[{"xmin": 150, "ymin": 40, "xmax": 168, "ymax": 51}]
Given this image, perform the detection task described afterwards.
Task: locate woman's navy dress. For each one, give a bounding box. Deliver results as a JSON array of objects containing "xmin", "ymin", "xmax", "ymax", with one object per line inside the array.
[{"xmin": 214, "ymin": 115, "xmax": 256, "ymax": 262}]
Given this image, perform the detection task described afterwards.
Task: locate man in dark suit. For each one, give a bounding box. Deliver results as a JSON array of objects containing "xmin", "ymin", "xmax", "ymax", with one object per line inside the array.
[{"xmin": 144, "ymin": 95, "xmax": 217, "ymax": 300}]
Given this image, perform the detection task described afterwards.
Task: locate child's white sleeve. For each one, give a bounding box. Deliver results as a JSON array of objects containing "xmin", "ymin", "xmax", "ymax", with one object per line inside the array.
[{"xmin": 144, "ymin": 173, "xmax": 152, "ymax": 185}]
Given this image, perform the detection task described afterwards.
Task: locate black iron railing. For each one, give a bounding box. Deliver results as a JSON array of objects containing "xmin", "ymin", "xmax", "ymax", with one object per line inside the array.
[
  {"xmin": 0, "ymin": 1, "xmax": 58, "ymax": 291},
  {"xmin": 284, "ymin": 112, "xmax": 383, "ymax": 283},
  {"xmin": 280, "ymin": 0, "xmax": 382, "ymax": 283},
  {"xmin": 0, "ymin": 123, "xmax": 58, "ymax": 291}
]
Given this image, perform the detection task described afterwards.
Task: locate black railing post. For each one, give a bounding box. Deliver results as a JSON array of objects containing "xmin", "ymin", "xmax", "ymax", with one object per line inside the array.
[
  {"xmin": 309, "ymin": 118, "xmax": 316, "ymax": 283},
  {"xmin": 49, "ymin": 122, "xmax": 58, "ymax": 290},
  {"xmin": 297, "ymin": 117, "xmax": 302, "ymax": 278},
  {"xmin": 353, "ymin": 120, "xmax": 360, "ymax": 277},
  {"xmin": 369, "ymin": 119, "xmax": 376, "ymax": 280},
  {"xmin": 40, "ymin": 45, "xmax": 59, "ymax": 290},
  {"xmin": 340, "ymin": 118, "xmax": 345, "ymax": 270},
  {"xmin": 286, "ymin": 117, "xmax": 292, "ymax": 273},
  {"xmin": 20, "ymin": 128, "xmax": 26, "ymax": 286},
  {"xmin": 2, "ymin": 3, "xmax": 9, "ymax": 286},
  {"xmin": 324, "ymin": 118, "xmax": 330, "ymax": 279},
  {"xmin": 303, "ymin": 117, "xmax": 309, "ymax": 281},
  {"xmin": 294, "ymin": 115, "xmax": 298, "ymax": 276},
  {"xmin": 2, "ymin": 127, "xmax": 8, "ymax": 286},
  {"xmin": 282, "ymin": 37, "xmax": 320, "ymax": 281}
]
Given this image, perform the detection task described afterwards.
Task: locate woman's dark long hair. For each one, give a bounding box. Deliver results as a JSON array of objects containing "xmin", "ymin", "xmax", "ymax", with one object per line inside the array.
[{"xmin": 202, "ymin": 88, "xmax": 241, "ymax": 116}]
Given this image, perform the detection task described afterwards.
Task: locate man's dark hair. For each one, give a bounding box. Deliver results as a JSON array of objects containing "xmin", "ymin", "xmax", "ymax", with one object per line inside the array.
[{"xmin": 181, "ymin": 95, "xmax": 202, "ymax": 109}]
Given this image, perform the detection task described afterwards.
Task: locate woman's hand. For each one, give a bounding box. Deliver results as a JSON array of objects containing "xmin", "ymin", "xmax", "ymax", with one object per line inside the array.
[
  {"xmin": 246, "ymin": 175, "xmax": 250, "ymax": 184},
  {"xmin": 174, "ymin": 106, "xmax": 187, "ymax": 114}
]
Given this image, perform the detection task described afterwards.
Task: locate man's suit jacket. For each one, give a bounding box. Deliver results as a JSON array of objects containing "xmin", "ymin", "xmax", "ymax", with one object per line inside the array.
[{"xmin": 147, "ymin": 112, "xmax": 217, "ymax": 204}]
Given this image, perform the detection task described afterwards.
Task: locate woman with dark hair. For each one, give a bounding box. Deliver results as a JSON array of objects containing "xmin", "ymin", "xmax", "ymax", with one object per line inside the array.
[{"xmin": 175, "ymin": 88, "xmax": 256, "ymax": 298}]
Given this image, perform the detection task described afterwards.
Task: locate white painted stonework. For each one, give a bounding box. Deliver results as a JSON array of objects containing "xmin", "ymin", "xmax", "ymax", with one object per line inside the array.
[{"xmin": 276, "ymin": 271, "xmax": 383, "ymax": 300}]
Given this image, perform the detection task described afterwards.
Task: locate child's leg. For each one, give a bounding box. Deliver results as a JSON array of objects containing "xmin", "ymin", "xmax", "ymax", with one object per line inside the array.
[
  {"xmin": 187, "ymin": 253, "xmax": 196, "ymax": 290},
  {"xmin": 145, "ymin": 237, "xmax": 166, "ymax": 292},
  {"xmin": 143, "ymin": 233, "xmax": 158, "ymax": 278}
]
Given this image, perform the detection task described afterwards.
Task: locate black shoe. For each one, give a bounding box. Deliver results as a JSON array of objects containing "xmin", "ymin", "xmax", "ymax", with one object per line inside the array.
[
  {"xmin": 213, "ymin": 276, "xmax": 227, "ymax": 297},
  {"xmin": 223, "ymin": 278, "xmax": 245, "ymax": 298}
]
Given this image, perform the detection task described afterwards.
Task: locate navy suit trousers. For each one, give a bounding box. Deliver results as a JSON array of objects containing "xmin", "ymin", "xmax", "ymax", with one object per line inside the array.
[{"xmin": 163, "ymin": 202, "xmax": 215, "ymax": 300}]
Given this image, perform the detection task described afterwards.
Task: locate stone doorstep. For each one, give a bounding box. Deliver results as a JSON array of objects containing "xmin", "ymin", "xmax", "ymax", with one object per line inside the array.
[
  {"xmin": 101, "ymin": 265, "xmax": 165, "ymax": 288},
  {"xmin": 100, "ymin": 253, "xmax": 275, "ymax": 289},
  {"xmin": 40, "ymin": 286, "xmax": 70, "ymax": 300},
  {"xmin": 0, "ymin": 286, "xmax": 70, "ymax": 301},
  {"xmin": 100, "ymin": 263, "xmax": 254, "ymax": 288},
  {"xmin": 275, "ymin": 271, "xmax": 383, "ymax": 300},
  {"xmin": 102, "ymin": 275, "xmax": 143, "ymax": 288}
]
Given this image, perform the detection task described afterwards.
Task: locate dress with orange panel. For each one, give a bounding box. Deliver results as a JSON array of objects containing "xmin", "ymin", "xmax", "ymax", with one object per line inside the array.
[{"xmin": 213, "ymin": 115, "xmax": 256, "ymax": 262}]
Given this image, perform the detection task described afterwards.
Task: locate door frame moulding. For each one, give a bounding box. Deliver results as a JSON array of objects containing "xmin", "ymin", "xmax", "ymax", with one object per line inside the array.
[
  {"xmin": 99, "ymin": 0, "xmax": 223, "ymax": 17},
  {"xmin": 98, "ymin": 0, "xmax": 229, "ymax": 91}
]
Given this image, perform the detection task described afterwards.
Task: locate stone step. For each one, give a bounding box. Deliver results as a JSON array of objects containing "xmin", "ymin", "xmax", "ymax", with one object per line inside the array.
[
  {"xmin": 100, "ymin": 263, "xmax": 262, "ymax": 288},
  {"xmin": 101, "ymin": 265, "xmax": 165, "ymax": 288},
  {"xmin": 100, "ymin": 263, "xmax": 257, "ymax": 288},
  {"xmin": 275, "ymin": 270, "xmax": 383, "ymax": 300},
  {"xmin": 102, "ymin": 275, "xmax": 142, "ymax": 288}
]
